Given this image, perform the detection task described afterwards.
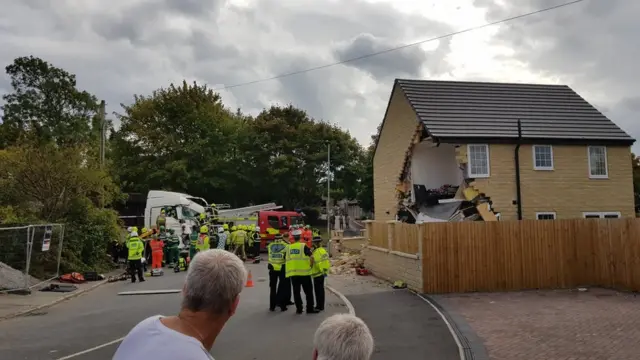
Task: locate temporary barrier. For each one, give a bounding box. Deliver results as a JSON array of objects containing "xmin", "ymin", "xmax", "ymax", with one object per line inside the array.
[{"xmin": 0, "ymin": 224, "xmax": 65, "ymax": 293}]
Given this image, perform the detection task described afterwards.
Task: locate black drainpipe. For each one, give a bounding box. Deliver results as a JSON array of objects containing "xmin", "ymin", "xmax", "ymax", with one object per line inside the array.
[{"xmin": 515, "ymin": 119, "xmax": 523, "ymax": 220}]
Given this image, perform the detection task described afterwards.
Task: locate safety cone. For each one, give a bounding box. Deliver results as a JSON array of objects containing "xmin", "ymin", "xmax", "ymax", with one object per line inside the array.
[{"xmin": 245, "ymin": 270, "xmax": 254, "ymax": 288}]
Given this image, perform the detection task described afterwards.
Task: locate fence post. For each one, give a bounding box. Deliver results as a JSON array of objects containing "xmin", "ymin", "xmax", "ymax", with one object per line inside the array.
[
  {"xmin": 56, "ymin": 224, "xmax": 65, "ymax": 277},
  {"xmin": 417, "ymin": 223, "xmax": 424, "ymax": 258},
  {"xmin": 386, "ymin": 220, "xmax": 398, "ymax": 251},
  {"xmin": 24, "ymin": 225, "xmax": 35, "ymax": 290},
  {"xmin": 363, "ymin": 220, "xmax": 374, "ymax": 245}
]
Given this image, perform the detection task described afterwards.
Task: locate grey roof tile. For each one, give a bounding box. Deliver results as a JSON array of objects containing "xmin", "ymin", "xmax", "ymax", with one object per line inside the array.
[{"xmin": 396, "ymin": 79, "xmax": 634, "ymax": 144}]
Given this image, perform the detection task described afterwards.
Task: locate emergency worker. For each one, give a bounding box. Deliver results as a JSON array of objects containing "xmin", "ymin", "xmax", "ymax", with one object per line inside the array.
[
  {"xmin": 196, "ymin": 225, "xmax": 210, "ymax": 254},
  {"xmin": 311, "ymin": 236, "xmax": 331, "ymax": 311},
  {"xmin": 166, "ymin": 229, "xmax": 180, "ymax": 266},
  {"xmin": 268, "ymin": 234, "xmax": 289, "ymax": 311},
  {"xmin": 156, "ymin": 209, "xmax": 167, "ymax": 228},
  {"xmin": 223, "ymin": 224, "xmax": 231, "ymax": 250},
  {"xmin": 149, "ymin": 232, "xmax": 164, "ymax": 270},
  {"xmin": 285, "ymin": 229, "xmax": 317, "ymax": 314},
  {"xmin": 232, "ymin": 225, "xmax": 247, "ymax": 261},
  {"xmin": 189, "ymin": 224, "xmax": 199, "ymax": 260},
  {"xmin": 252, "ymin": 225, "xmax": 261, "ymax": 260},
  {"xmin": 126, "ymin": 231, "xmax": 145, "ymax": 283},
  {"xmin": 303, "ymin": 225, "xmax": 313, "ymax": 248}
]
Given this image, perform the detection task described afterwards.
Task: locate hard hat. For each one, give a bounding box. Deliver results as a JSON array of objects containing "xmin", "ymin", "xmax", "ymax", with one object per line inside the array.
[
  {"xmin": 231, "ymin": 226, "xmax": 237, "ymax": 231},
  {"xmin": 223, "ymin": 224, "xmax": 229, "ymax": 230},
  {"xmin": 141, "ymin": 227, "xmax": 148, "ymax": 233},
  {"xmin": 160, "ymin": 225, "xmax": 165, "ymax": 231},
  {"xmin": 211, "ymin": 203, "xmax": 216, "ymax": 208},
  {"xmin": 199, "ymin": 213, "xmax": 205, "ymax": 219},
  {"xmin": 305, "ymin": 225, "xmax": 310, "ymax": 229},
  {"xmin": 130, "ymin": 231, "xmax": 139, "ymax": 237},
  {"xmin": 292, "ymin": 229, "xmax": 302, "ymax": 237},
  {"xmin": 312, "ymin": 236, "xmax": 322, "ymax": 242},
  {"xmin": 132, "ymin": 226, "xmax": 138, "ymax": 233},
  {"xmin": 255, "ymin": 226, "xmax": 260, "ymax": 232},
  {"xmin": 161, "ymin": 209, "xmax": 166, "ymax": 213},
  {"xmin": 217, "ymin": 227, "xmax": 224, "ymax": 233},
  {"xmin": 127, "ymin": 226, "xmax": 132, "ymax": 232},
  {"xmin": 168, "ymin": 229, "xmax": 175, "ymax": 234},
  {"xmin": 200, "ymin": 225, "xmax": 208, "ymax": 233}
]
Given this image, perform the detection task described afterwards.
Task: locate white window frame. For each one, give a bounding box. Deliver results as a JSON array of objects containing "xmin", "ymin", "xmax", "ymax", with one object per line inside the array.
[
  {"xmin": 466, "ymin": 144, "xmax": 490, "ymax": 178},
  {"xmin": 582, "ymin": 212, "xmax": 621, "ymax": 219},
  {"xmin": 536, "ymin": 212, "xmax": 557, "ymax": 220},
  {"xmin": 532, "ymin": 145, "xmax": 554, "ymax": 170},
  {"xmin": 587, "ymin": 146, "xmax": 608, "ymax": 179}
]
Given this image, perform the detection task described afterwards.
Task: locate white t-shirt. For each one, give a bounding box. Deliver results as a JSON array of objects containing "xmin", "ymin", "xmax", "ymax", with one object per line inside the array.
[{"xmin": 113, "ymin": 315, "xmax": 214, "ymax": 360}]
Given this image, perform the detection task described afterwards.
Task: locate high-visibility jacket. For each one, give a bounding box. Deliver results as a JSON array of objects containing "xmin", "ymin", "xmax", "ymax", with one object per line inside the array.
[
  {"xmin": 303, "ymin": 230, "xmax": 313, "ymax": 247},
  {"xmin": 233, "ymin": 230, "xmax": 247, "ymax": 245},
  {"xmin": 225, "ymin": 230, "xmax": 232, "ymax": 245},
  {"xmin": 150, "ymin": 239, "xmax": 164, "ymax": 253},
  {"xmin": 196, "ymin": 234, "xmax": 209, "ymax": 251},
  {"xmin": 268, "ymin": 241, "xmax": 287, "ymax": 271},
  {"xmin": 156, "ymin": 214, "xmax": 166, "ymax": 227},
  {"xmin": 127, "ymin": 237, "xmax": 144, "ymax": 260},
  {"xmin": 189, "ymin": 232, "xmax": 198, "ymax": 248},
  {"xmin": 311, "ymin": 247, "xmax": 330, "ymax": 278},
  {"xmin": 247, "ymin": 231, "xmax": 254, "ymax": 246},
  {"xmin": 285, "ymin": 242, "xmax": 311, "ymax": 278}
]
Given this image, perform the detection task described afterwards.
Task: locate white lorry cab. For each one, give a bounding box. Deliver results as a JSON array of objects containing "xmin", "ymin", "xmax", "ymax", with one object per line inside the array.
[{"xmin": 144, "ymin": 190, "xmax": 205, "ymax": 237}]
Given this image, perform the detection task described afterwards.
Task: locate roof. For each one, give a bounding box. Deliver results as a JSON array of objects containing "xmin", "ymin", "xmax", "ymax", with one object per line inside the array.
[{"xmin": 395, "ymin": 79, "xmax": 635, "ymax": 145}]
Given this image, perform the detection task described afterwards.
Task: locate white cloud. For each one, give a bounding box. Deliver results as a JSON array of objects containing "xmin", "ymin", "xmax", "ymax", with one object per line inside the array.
[{"xmin": 0, "ymin": 0, "xmax": 637, "ymax": 152}]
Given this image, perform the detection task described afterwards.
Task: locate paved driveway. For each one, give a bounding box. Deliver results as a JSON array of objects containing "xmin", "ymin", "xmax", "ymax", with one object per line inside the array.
[{"xmin": 436, "ymin": 288, "xmax": 640, "ymax": 360}]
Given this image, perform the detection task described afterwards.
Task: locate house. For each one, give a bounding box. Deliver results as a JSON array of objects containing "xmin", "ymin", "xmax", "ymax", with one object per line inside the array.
[{"xmin": 373, "ymin": 79, "xmax": 635, "ymax": 222}]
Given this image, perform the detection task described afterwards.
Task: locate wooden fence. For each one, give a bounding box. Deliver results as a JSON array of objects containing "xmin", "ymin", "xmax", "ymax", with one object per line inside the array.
[{"xmin": 366, "ymin": 219, "xmax": 640, "ymax": 293}]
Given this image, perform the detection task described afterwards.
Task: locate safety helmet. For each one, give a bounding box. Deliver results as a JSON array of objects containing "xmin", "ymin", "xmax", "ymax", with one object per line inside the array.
[
  {"xmin": 305, "ymin": 225, "xmax": 310, "ymax": 229},
  {"xmin": 160, "ymin": 225, "xmax": 165, "ymax": 231},
  {"xmin": 211, "ymin": 203, "xmax": 217, "ymax": 208},
  {"xmin": 132, "ymin": 226, "xmax": 138, "ymax": 233},
  {"xmin": 200, "ymin": 225, "xmax": 208, "ymax": 233},
  {"xmin": 141, "ymin": 227, "xmax": 148, "ymax": 234},
  {"xmin": 168, "ymin": 229, "xmax": 175, "ymax": 234},
  {"xmin": 292, "ymin": 229, "xmax": 302, "ymax": 237},
  {"xmin": 127, "ymin": 226, "xmax": 132, "ymax": 232},
  {"xmin": 161, "ymin": 209, "xmax": 166, "ymax": 214},
  {"xmin": 130, "ymin": 231, "xmax": 139, "ymax": 237},
  {"xmin": 223, "ymin": 224, "xmax": 229, "ymax": 230},
  {"xmin": 217, "ymin": 227, "xmax": 224, "ymax": 234},
  {"xmin": 312, "ymin": 236, "xmax": 322, "ymax": 243},
  {"xmin": 255, "ymin": 226, "xmax": 260, "ymax": 232},
  {"xmin": 231, "ymin": 226, "xmax": 237, "ymax": 231}
]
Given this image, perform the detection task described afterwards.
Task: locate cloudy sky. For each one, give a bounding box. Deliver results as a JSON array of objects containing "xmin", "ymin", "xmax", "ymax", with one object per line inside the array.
[{"xmin": 1, "ymin": 0, "xmax": 638, "ymax": 152}]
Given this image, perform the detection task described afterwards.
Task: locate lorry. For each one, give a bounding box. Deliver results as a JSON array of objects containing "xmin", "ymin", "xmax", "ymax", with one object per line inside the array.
[{"xmin": 144, "ymin": 190, "xmax": 205, "ymax": 239}]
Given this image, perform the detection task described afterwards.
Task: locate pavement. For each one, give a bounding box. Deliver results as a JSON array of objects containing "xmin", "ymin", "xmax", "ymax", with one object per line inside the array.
[
  {"xmin": 328, "ymin": 274, "xmax": 460, "ymax": 360},
  {"xmin": 0, "ymin": 262, "xmax": 346, "ymax": 360},
  {"xmin": 436, "ymin": 288, "xmax": 640, "ymax": 360}
]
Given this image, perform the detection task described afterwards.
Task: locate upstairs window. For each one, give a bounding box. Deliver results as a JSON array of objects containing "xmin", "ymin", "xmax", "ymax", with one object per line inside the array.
[
  {"xmin": 532, "ymin": 145, "xmax": 554, "ymax": 170},
  {"xmin": 588, "ymin": 146, "xmax": 608, "ymax": 178},
  {"xmin": 467, "ymin": 144, "xmax": 490, "ymax": 178}
]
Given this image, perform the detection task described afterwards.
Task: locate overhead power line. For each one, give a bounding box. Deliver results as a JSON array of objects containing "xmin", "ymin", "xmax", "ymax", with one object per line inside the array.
[{"xmin": 213, "ymin": 0, "xmax": 586, "ymax": 91}]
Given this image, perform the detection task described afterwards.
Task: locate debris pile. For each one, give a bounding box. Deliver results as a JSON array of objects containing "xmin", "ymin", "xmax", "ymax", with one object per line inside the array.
[
  {"xmin": 330, "ymin": 252, "xmax": 364, "ymax": 275},
  {"xmin": 0, "ymin": 261, "xmax": 40, "ymax": 291}
]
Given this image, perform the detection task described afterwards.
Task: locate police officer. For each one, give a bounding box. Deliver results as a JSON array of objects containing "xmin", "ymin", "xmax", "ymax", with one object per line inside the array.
[
  {"xmin": 126, "ymin": 231, "xmax": 145, "ymax": 283},
  {"xmin": 310, "ymin": 236, "xmax": 331, "ymax": 312},
  {"xmin": 267, "ymin": 234, "xmax": 289, "ymax": 312},
  {"xmin": 189, "ymin": 224, "xmax": 199, "ymax": 260},
  {"xmin": 285, "ymin": 229, "xmax": 318, "ymax": 314}
]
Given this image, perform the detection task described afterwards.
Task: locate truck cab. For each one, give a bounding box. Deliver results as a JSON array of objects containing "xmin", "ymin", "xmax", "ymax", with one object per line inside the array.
[{"xmin": 144, "ymin": 191, "xmax": 205, "ymax": 245}]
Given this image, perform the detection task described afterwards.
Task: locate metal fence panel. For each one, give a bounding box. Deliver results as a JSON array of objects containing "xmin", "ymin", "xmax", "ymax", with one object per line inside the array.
[{"xmin": 0, "ymin": 224, "xmax": 64, "ymax": 293}]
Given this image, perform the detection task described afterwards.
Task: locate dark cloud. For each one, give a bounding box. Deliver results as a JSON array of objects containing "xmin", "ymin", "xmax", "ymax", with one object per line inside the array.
[{"xmin": 473, "ymin": 0, "xmax": 640, "ymax": 150}]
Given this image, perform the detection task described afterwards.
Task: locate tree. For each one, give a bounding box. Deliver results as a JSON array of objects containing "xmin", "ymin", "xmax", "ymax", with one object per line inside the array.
[{"xmin": 0, "ymin": 56, "xmax": 100, "ymax": 149}]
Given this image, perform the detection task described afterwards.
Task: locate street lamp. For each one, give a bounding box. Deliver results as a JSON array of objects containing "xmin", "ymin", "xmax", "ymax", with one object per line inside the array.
[{"xmin": 326, "ymin": 142, "xmax": 330, "ymax": 242}]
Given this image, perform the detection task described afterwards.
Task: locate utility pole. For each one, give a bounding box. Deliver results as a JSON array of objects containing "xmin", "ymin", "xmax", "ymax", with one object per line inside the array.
[
  {"xmin": 326, "ymin": 142, "xmax": 331, "ymax": 240},
  {"xmin": 99, "ymin": 100, "xmax": 106, "ymax": 168}
]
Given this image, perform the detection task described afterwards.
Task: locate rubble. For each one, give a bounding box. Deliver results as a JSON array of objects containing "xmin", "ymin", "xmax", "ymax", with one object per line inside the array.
[
  {"xmin": 330, "ymin": 252, "xmax": 364, "ymax": 275},
  {"xmin": 0, "ymin": 261, "xmax": 40, "ymax": 291}
]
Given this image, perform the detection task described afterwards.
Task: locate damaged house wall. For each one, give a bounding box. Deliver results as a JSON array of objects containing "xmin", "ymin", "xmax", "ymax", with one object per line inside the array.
[
  {"xmin": 410, "ymin": 141, "xmax": 463, "ymax": 201},
  {"xmin": 373, "ymin": 84, "xmax": 424, "ymax": 222}
]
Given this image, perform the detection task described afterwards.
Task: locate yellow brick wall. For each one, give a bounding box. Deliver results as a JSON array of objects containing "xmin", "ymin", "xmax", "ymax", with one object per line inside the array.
[
  {"xmin": 464, "ymin": 144, "xmax": 635, "ymax": 220},
  {"xmin": 363, "ymin": 247, "xmax": 423, "ymax": 291},
  {"xmin": 373, "ymin": 86, "xmax": 421, "ymax": 221}
]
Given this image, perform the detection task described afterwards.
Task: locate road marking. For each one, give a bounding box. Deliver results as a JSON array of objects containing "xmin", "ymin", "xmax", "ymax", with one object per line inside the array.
[
  {"xmin": 117, "ymin": 289, "xmax": 181, "ymax": 295},
  {"xmin": 415, "ymin": 293, "xmax": 466, "ymax": 360},
  {"xmin": 325, "ymin": 285, "xmax": 355, "ymax": 316},
  {"xmin": 55, "ymin": 337, "xmax": 124, "ymax": 360}
]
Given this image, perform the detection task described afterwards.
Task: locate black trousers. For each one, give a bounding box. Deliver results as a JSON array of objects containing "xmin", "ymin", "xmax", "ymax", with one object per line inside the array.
[
  {"xmin": 128, "ymin": 259, "xmax": 144, "ymax": 282},
  {"xmin": 268, "ymin": 266, "xmax": 289, "ymax": 310},
  {"xmin": 313, "ymin": 276, "xmax": 325, "ymax": 310},
  {"xmin": 290, "ymin": 275, "xmax": 314, "ymax": 312}
]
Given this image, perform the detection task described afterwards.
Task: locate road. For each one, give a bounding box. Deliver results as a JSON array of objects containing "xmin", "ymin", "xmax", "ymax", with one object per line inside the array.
[{"xmin": 0, "ymin": 262, "xmax": 346, "ymax": 360}]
